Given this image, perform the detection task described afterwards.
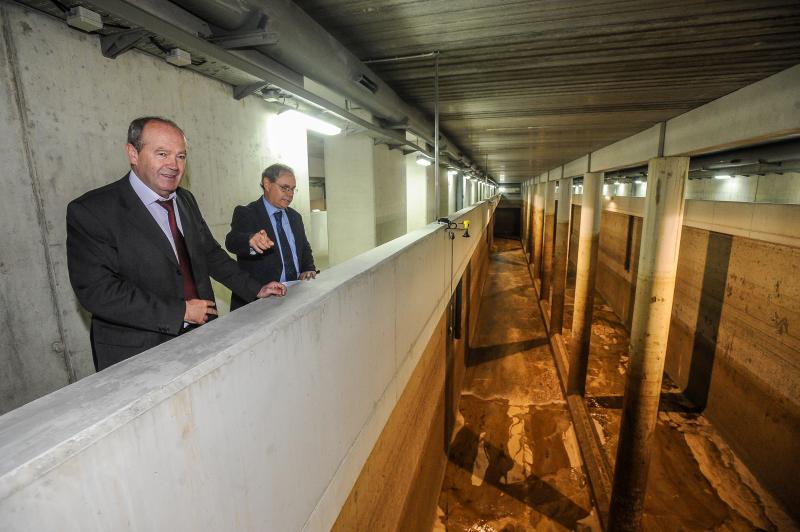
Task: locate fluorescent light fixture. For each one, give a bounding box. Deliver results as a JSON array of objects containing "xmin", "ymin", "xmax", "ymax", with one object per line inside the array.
[
  {"xmin": 280, "ymin": 109, "xmax": 341, "ymax": 135},
  {"xmin": 447, "ymin": 169, "xmax": 458, "ymax": 178},
  {"xmin": 614, "ymin": 180, "xmax": 620, "ymax": 185},
  {"xmin": 416, "ymin": 154, "xmax": 432, "ymax": 166},
  {"xmin": 634, "ymin": 179, "xmax": 644, "ymax": 184},
  {"xmin": 714, "ymin": 174, "xmax": 732, "ymax": 180}
]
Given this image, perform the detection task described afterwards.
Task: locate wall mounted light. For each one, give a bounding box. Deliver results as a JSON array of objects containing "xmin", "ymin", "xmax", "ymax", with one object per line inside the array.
[
  {"xmin": 416, "ymin": 154, "xmax": 432, "ymax": 166},
  {"xmin": 714, "ymin": 174, "xmax": 732, "ymax": 180},
  {"xmin": 280, "ymin": 109, "xmax": 341, "ymax": 135}
]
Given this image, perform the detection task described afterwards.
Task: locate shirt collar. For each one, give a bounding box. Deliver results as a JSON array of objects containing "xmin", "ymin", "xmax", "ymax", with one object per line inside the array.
[
  {"xmin": 129, "ymin": 170, "xmax": 176, "ymax": 206},
  {"xmin": 262, "ymin": 196, "xmax": 284, "ymax": 218}
]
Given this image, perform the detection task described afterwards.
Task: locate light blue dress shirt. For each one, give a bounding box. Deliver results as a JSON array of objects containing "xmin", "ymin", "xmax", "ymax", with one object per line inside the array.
[{"xmin": 262, "ymin": 197, "xmax": 300, "ymax": 283}]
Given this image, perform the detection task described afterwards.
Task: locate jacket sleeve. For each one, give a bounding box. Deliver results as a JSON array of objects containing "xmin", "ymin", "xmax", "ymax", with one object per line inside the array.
[
  {"xmin": 189, "ymin": 197, "xmax": 262, "ymax": 300},
  {"xmin": 66, "ymin": 200, "xmax": 185, "ymax": 335},
  {"xmin": 296, "ymin": 216, "xmax": 316, "ymax": 273},
  {"xmin": 225, "ymin": 205, "xmax": 256, "ymax": 256}
]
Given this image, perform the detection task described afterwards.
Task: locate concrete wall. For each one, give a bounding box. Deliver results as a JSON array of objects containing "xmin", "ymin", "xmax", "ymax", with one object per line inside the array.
[
  {"xmin": 0, "ymin": 200, "xmax": 496, "ymax": 531},
  {"xmin": 332, "ymin": 213, "xmax": 494, "ymax": 531},
  {"xmin": 568, "ymin": 199, "xmax": 800, "ymax": 516},
  {"xmin": 0, "ymin": 3, "xmax": 309, "ymax": 413}
]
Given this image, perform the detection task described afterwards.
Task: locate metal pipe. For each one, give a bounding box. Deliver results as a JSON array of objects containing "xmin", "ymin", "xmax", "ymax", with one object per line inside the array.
[
  {"xmin": 434, "ymin": 52, "xmax": 440, "ymax": 220},
  {"xmin": 363, "ymin": 51, "xmax": 440, "ymax": 64}
]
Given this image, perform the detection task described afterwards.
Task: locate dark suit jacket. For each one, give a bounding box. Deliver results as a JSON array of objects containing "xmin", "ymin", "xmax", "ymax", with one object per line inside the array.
[
  {"xmin": 225, "ymin": 198, "xmax": 315, "ymax": 310},
  {"xmin": 67, "ymin": 175, "xmax": 262, "ymax": 370}
]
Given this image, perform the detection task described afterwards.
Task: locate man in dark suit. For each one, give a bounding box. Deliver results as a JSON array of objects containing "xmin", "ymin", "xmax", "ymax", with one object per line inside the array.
[
  {"xmin": 67, "ymin": 117, "xmax": 286, "ymax": 371},
  {"xmin": 225, "ymin": 163, "xmax": 316, "ymax": 311}
]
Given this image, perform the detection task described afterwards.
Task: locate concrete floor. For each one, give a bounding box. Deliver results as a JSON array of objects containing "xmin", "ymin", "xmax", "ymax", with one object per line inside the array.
[
  {"xmin": 433, "ymin": 237, "xmax": 796, "ymax": 531},
  {"xmin": 434, "ymin": 238, "xmax": 600, "ymax": 531}
]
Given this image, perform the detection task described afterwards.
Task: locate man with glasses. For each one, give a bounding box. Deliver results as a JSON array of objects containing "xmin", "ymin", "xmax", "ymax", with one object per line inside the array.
[{"xmin": 225, "ymin": 163, "xmax": 317, "ymax": 310}]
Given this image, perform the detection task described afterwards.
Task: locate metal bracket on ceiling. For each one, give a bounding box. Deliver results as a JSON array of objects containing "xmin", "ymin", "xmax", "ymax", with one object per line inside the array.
[
  {"xmin": 208, "ymin": 12, "xmax": 277, "ymax": 50},
  {"xmin": 233, "ymin": 81, "xmax": 270, "ymax": 100},
  {"xmin": 100, "ymin": 28, "xmax": 149, "ymax": 59},
  {"xmin": 377, "ymin": 118, "xmax": 410, "ymax": 130}
]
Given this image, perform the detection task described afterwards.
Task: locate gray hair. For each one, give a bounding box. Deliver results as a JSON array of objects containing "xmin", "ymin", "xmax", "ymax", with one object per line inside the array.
[
  {"xmin": 261, "ymin": 163, "xmax": 295, "ymax": 184},
  {"xmin": 127, "ymin": 116, "xmax": 185, "ymax": 151}
]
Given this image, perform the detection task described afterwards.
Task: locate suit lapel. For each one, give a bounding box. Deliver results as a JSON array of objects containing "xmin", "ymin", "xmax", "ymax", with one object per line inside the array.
[{"xmin": 118, "ymin": 176, "xmax": 179, "ymax": 266}]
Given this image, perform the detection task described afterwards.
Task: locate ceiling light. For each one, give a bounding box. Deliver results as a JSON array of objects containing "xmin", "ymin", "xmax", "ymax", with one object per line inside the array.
[
  {"xmin": 447, "ymin": 169, "xmax": 458, "ymax": 178},
  {"xmin": 280, "ymin": 109, "xmax": 341, "ymax": 135},
  {"xmin": 714, "ymin": 174, "xmax": 732, "ymax": 180},
  {"xmin": 416, "ymin": 154, "xmax": 432, "ymax": 166},
  {"xmin": 634, "ymin": 179, "xmax": 644, "ymax": 184}
]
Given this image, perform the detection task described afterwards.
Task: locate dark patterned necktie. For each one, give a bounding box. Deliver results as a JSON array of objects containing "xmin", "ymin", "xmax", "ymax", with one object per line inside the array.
[
  {"xmin": 274, "ymin": 211, "xmax": 298, "ymax": 281},
  {"xmin": 157, "ymin": 199, "xmax": 199, "ymax": 300}
]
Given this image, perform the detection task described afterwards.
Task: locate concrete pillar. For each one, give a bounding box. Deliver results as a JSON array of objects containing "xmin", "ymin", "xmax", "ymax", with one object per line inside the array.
[
  {"xmin": 374, "ymin": 144, "xmax": 407, "ymax": 245},
  {"xmin": 549, "ymin": 177, "xmax": 572, "ymax": 334},
  {"xmin": 568, "ymin": 172, "xmax": 603, "ymax": 395},
  {"xmin": 540, "ymin": 179, "xmax": 557, "ymax": 300},
  {"xmin": 324, "ymin": 133, "xmax": 376, "ymax": 265},
  {"xmin": 438, "ymin": 166, "xmax": 450, "ymax": 218},
  {"xmin": 608, "ymin": 157, "xmax": 689, "ymax": 531},
  {"xmin": 406, "ymin": 153, "xmax": 428, "ymax": 232},
  {"xmin": 532, "ymin": 179, "xmax": 545, "ymax": 279},
  {"xmin": 525, "ymin": 181, "xmax": 532, "ymax": 257}
]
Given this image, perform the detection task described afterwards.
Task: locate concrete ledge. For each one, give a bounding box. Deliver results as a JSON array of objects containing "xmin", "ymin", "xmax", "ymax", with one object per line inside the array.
[{"xmin": 0, "ymin": 201, "xmax": 497, "ymax": 531}]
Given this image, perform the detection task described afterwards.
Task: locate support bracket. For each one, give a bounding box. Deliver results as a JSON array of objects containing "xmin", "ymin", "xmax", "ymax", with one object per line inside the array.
[
  {"xmin": 101, "ymin": 29, "xmax": 149, "ymax": 59},
  {"xmin": 233, "ymin": 81, "xmax": 270, "ymax": 100}
]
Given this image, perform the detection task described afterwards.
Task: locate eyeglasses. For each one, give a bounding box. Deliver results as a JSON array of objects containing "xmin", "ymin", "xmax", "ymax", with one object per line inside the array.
[{"xmin": 276, "ymin": 184, "xmax": 297, "ymax": 194}]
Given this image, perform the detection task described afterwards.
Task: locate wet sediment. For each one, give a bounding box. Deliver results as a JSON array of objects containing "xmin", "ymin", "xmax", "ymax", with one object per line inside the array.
[
  {"xmin": 434, "ymin": 237, "xmax": 796, "ymax": 531},
  {"xmin": 560, "ymin": 281, "xmax": 796, "ymax": 531},
  {"xmin": 435, "ymin": 238, "xmax": 599, "ymax": 531}
]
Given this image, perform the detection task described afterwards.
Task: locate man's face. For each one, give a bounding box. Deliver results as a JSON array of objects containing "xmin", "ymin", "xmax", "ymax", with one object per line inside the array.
[
  {"xmin": 126, "ymin": 121, "xmax": 187, "ymax": 198},
  {"xmin": 263, "ymin": 171, "xmax": 296, "ymax": 210}
]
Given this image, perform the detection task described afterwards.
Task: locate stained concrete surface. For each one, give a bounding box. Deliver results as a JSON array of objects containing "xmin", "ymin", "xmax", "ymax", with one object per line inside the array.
[
  {"xmin": 560, "ymin": 280, "xmax": 798, "ymax": 531},
  {"xmin": 433, "ymin": 237, "xmax": 797, "ymax": 531},
  {"xmin": 434, "ymin": 238, "xmax": 600, "ymax": 531}
]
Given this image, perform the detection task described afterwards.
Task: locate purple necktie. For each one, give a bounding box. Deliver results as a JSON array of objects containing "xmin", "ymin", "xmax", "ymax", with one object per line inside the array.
[{"xmin": 157, "ymin": 199, "xmax": 199, "ymax": 301}]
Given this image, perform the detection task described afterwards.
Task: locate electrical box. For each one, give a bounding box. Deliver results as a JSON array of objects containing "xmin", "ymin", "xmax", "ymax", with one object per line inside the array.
[
  {"xmin": 66, "ymin": 6, "xmax": 103, "ymax": 33},
  {"xmin": 166, "ymin": 48, "xmax": 192, "ymax": 67}
]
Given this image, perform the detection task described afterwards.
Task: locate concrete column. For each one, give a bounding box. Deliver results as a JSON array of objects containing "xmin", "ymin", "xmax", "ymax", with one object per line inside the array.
[
  {"xmin": 532, "ymin": 179, "xmax": 545, "ymax": 279},
  {"xmin": 568, "ymin": 172, "xmax": 603, "ymax": 395},
  {"xmin": 608, "ymin": 157, "xmax": 689, "ymax": 531},
  {"xmin": 540, "ymin": 179, "xmax": 557, "ymax": 300},
  {"xmin": 549, "ymin": 177, "xmax": 572, "ymax": 334},
  {"xmin": 406, "ymin": 153, "xmax": 428, "ymax": 232},
  {"xmin": 525, "ymin": 181, "xmax": 533, "ymax": 257},
  {"xmin": 374, "ymin": 144, "xmax": 407, "ymax": 245},
  {"xmin": 324, "ymin": 133, "xmax": 377, "ymax": 265}
]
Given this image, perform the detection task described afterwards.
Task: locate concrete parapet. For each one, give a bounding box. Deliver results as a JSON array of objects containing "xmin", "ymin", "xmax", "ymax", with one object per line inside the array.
[{"xmin": 0, "ymin": 202, "xmax": 497, "ymax": 531}]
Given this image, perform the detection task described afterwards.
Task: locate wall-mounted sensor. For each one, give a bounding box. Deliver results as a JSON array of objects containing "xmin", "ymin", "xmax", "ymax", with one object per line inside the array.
[
  {"xmin": 166, "ymin": 48, "xmax": 192, "ymax": 67},
  {"xmin": 66, "ymin": 6, "xmax": 103, "ymax": 32}
]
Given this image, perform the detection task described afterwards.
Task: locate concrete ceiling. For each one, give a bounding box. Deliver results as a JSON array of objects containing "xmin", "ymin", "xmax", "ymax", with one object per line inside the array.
[{"xmin": 293, "ymin": 0, "xmax": 800, "ymax": 182}]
